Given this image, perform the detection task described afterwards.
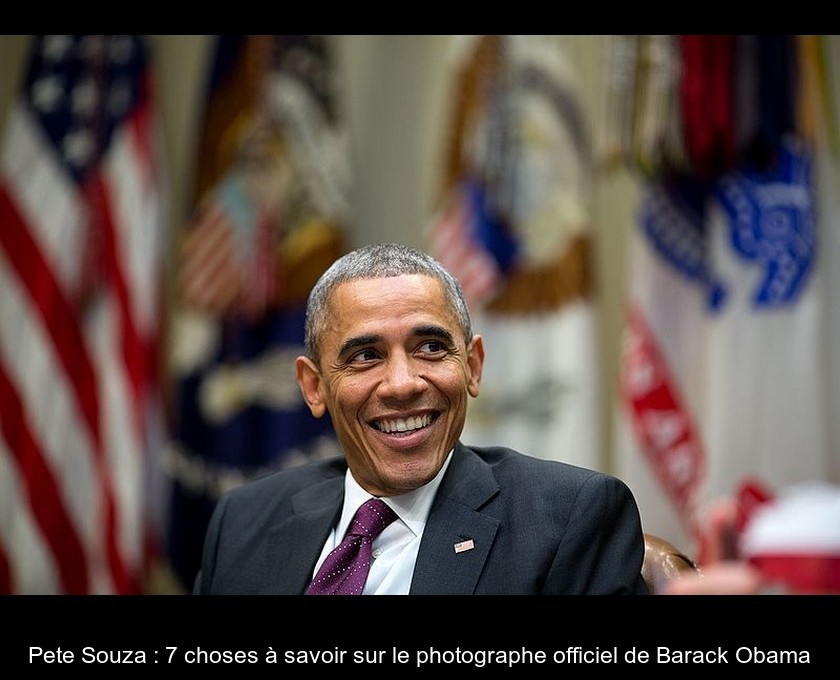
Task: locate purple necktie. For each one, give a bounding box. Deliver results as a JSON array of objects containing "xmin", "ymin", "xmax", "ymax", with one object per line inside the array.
[{"xmin": 305, "ymin": 498, "xmax": 398, "ymax": 595}]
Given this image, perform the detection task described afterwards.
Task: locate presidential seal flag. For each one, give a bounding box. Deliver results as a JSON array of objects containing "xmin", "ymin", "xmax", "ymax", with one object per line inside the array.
[
  {"xmin": 164, "ymin": 35, "xmax": 349, "ymax": 593},
  {"xmin": 0, "ymin": 35, "xmax": 166, "ymax": 593},
  {"xmin": 429, "ymin": 35, "xmax": 601, "ymax": 469}
]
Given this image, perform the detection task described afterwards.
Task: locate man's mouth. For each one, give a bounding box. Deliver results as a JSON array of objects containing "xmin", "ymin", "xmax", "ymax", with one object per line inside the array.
[{"xmin": 373, "ymin": 413, "xmax": 435, "ymax": 434}]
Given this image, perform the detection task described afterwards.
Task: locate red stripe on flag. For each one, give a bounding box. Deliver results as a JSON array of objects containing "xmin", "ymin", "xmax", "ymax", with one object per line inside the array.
[
  {"xmin": 180, "ymin": 202, "xmax": 239, "ymax": 312},
  {"xmin": 242, "ymin": 216, "xmax": 277, "ymax": 320},
  {"xmin": 88, "ymin": 172, "xmax": 147, "ymax": 436},
  {"xmin": 0, "ymin": 361, "xmax": 88, "ymax": 594},
  {"xmin": 0, "ymin": 184, "xmax": 102, "ymax": 451},
  {"xmin": 129, "ymin": 86, "xmax": 156, "ymax": 184},
  {"xmin": 0, "ymin": 183, "xmax": 131, "ymax": 594},
  {"xmin": 430, "ymin": 193, "xmax": 501, "ymax": 310}
]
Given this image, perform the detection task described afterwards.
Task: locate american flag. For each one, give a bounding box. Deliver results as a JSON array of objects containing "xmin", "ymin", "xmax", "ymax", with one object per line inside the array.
[
  {"xmin": 0, "ymin": 35, "xmax": 165, "ymax": 593},
  {"xmin": 428, "ymin": 182, "xmax": 505, "ymax": 311}
]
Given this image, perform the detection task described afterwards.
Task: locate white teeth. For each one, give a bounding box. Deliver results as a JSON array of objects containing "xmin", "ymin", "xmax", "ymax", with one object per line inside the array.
[{"xmin": 377, "ymin": 414, "xmax": 432, "ymax": 433}]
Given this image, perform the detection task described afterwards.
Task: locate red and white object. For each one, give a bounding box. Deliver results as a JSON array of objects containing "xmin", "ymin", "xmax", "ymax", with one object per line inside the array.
[{"xmin": 740, "ymin": 482, "xmax": 840, "ymax": 594}]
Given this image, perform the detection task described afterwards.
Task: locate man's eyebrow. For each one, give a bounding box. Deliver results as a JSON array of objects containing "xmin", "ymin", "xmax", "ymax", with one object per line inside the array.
[
  {"xmin": 413, "ymin": 325, "xmax": 454, "ymax": 344},
  {"xmin": 336, "ymin": 326, "xmax": 455, "ymax": 360},
  {"xmin": 337, "ymin": 334, "xmax": 381, "ymax": 360}
]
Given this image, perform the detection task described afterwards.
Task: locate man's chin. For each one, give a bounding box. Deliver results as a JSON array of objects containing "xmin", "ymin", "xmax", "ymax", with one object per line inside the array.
[{"xmin": 375, "ymin": 459, "xmax": 444, "ymax": 495}]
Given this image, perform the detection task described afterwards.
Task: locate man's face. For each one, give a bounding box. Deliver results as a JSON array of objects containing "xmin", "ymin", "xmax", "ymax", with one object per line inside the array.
[{"xmin": 296, "ymin": 274, "xmax": 483, "ymax": 497}]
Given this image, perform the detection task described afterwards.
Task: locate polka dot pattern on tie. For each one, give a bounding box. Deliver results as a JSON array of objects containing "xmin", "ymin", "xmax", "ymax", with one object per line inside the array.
[{"xmin": 305, "ymin": 498, "xmax": 398, "ymax": 595}]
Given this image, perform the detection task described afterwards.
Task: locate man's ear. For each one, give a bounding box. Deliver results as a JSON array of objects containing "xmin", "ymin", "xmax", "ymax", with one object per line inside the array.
[
  {"xmin": 296, "ymin": 356, "xmax": 327, "ymax": 418},
  {"xmin": 466, "ymin": 335, "xmax": 484, "ymax": 398}
]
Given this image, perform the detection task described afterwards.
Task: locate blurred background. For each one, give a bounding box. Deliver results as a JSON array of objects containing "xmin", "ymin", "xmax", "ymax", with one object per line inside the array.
[{"xmin": 0, "ymin": 35, "xmax": 837, "ymax": 594}]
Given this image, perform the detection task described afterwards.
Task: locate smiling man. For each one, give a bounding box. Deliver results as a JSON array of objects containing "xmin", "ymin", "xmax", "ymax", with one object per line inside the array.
[{"xmin": 194, "ymin": 243, "xmax": 649, "ymax": 595}]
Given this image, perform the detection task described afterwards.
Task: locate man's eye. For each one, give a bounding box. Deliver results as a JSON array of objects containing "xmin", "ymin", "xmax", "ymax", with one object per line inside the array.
[
  {"xmin": 418, "ymin": 340, "xmax": 446, "ymax": 354},
  {"xmin": 350, "ymin": 349, "xmax": 379, "ymax": 363}
]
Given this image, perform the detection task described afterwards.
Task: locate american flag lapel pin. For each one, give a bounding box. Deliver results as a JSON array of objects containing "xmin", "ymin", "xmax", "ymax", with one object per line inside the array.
[{"xmin": 454, "ymin": 538, "xmax": 475, "ymax": 553}]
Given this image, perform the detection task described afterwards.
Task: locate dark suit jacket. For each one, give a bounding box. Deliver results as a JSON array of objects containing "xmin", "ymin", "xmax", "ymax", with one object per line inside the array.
[{"xmin": 195, "ymin": 442, "xmax": 650, "ymax": 594}]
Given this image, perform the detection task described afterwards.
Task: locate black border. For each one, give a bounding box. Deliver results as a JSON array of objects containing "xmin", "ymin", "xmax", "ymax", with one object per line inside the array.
[{"xmin": 5, "ymin": 595, "xmax": 835, "ymax": 673}]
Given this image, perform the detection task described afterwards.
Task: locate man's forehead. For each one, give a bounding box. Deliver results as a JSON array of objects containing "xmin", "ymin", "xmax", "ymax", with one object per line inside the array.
[
  {"xmin": 332, "ymin": 273, "xmax": 441, "ymax": 293},
  {"xmin": 326, "ymin": 276, "xmax": 462, "ymax": 335},
  {"xmin": 328, "ymin": 274, "xmax": 449, "ymax": 309}
]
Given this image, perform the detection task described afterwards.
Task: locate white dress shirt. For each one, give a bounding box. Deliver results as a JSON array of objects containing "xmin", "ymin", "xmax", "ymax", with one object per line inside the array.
[{"xmin": 310, "ymin": 450, "xmax": 454, "ymax": 594}]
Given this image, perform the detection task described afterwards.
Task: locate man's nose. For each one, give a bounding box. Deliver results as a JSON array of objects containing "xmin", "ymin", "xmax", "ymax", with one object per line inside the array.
[{"xmin": 377, "ymin": 353, "xmax": 426, "ymax": 399}]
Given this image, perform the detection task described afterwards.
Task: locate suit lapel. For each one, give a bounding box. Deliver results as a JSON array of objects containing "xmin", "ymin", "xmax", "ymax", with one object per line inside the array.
[
  {"xmin": 262, "ymin": 476, "xmax": 344, "ymax": 594},
  {"xmin": 256, "ymin": 446, "xmax": 501, "ymax": 594},
  {"xmin": 409, "ymin": 443, "xmax": 500, "ymax": 594}
]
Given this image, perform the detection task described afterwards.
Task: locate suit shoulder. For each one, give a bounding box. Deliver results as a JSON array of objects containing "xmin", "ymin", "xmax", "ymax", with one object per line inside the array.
[
  {"xmin": 223, "ymin": 455, "xmax": 346, "ymax": 503},
  {"xmin": 467, "ymin": 444, "xmax": 601, "ymax": 477},
  {"xmin": 464, "ymin": 444, "xmax": 633, "ymax": 492}
]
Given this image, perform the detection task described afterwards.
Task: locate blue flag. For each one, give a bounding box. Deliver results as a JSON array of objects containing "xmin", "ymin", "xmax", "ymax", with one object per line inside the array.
[{"xmin": 164, "ymin": 35, "xmax": 349, "ymax": 592}]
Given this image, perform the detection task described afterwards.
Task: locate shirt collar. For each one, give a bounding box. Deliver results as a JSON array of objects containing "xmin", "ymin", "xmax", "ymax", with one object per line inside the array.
[{"xmin": 339, "ymin": 449, "xmax": 455, "ymax": 538}]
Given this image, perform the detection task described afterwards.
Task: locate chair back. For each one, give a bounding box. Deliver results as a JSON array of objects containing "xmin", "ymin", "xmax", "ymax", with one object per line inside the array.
[{"xmin": 642, "ymin": 533, "xmax": 698, "ymax": 594}]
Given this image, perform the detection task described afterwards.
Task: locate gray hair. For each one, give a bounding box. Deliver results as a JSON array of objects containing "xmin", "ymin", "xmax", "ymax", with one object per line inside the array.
[{"xmin": 304, "ymin": 243, "xmax": 473, "ymax": 364}]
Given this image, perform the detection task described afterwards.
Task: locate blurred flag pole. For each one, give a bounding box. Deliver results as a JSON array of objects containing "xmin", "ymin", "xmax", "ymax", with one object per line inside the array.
[
  {"xmin": 428, "ymin": 35, "xmax": 602, "ymax": 470},
  {"xmin": 0, "ymin": 35, "xmax": 167, "ymax": 593},
  {"xmin": 162, "ymin": 35, "xmax": 350, "ymax": 593}
]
